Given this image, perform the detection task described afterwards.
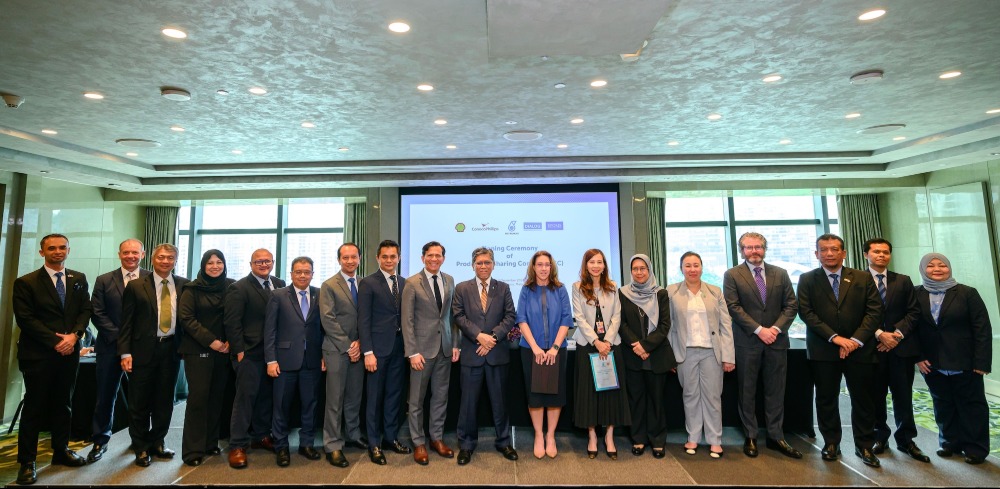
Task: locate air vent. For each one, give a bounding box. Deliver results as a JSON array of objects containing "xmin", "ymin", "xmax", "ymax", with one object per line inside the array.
[{"xmin": 503, "ymin": 130, "xmax": 542, "ymax": 141}]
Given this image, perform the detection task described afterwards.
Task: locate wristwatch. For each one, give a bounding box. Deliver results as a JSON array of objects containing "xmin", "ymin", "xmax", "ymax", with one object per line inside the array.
[{"xmin": 551, "ymin": 343, "xmax": 560, "ymax": 350}]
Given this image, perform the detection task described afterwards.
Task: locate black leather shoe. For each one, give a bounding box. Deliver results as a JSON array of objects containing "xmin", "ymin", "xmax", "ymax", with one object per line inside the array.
[
  {"xmin": 900, "ymin": 442, "xmax": 930, "ymax": 463},
  {"xmin": 16, "ymin": 462, "xmax": 36, "ymax": 485},
  {"xmin": 821, "ymin": 443, "xmax": 840, "ymax": 462},
  {"xmin": 743, "ymin": 438, "xmax": 758, "ymax": 458},
  {"xmin": 87, "ymin": 443, "xmax": 108, "ymax": 463},
  {"xmin": 965, "ymin": 455, "xmax": 986, "ymax": 465},
  {"xmin": 207, "ymin": 446, "xmax": 222, "ymax": 456},
  {"xmin": 346, "ymin": 438, "xmax": 369, "ymax": 450},
  {"xmin": 384, "ymin": 439, "xmax": 412, "ymax": 454},
  {"xmin": 652, "ymin": 448, "xmax": 666, "ymax": 459},
  {"xmin": 152, "ymin": 444, "xmax": 175, "ymax": 459},
  {"xmin": 276, "ymin": 448, "xmax": 291, "ymax": 466},
  {"xmin": 855, "ymin": 446, "xmax": 881, "ymax": 468},
  {"xmin": 457, "ymin": 449, "xmax": 472, "ymax": 465},
  {"xmin": 936, "ymin": 447, "xmax": 955, "ymax": 457},
  {"xmin": 51, "ymin": 449, "xmax": 87, "ymax": 467},
  {"xmin": 497, "ymin": 445, "xmax": 518, "ymax": 461},
  {"xmin": 632, "ymin": 445, "xmax": 646, "ymax": 456},
  {"xmin": 871, "ymin": 440, "xmax": 889, "ymax": 454},
  {"xmin": 766, "ymin": 438, "xmax": 803, "ymax": 459},
  {"xmin": 135, "ymin": 451, "xmax": 152, "ymax": 467},
  {"xmin": 327, "ymin": 450, "xmax": 349, "ymax": 468},
  {"xmin": 184, "ymin": 457, "xmax": 203, "ymax": 467},
  {"xmin": 299, "ymin": 446, "xmax": 321, "ymax": 460},
  {"xmin": 368, "ymin": 447, "xmax": 387, "ymax": 465}
]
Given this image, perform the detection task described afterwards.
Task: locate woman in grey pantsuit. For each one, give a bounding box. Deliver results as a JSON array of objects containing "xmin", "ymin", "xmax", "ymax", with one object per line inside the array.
[{"xmin": 667, "ymin": 252, "xmax": 735, "ymax": 459}]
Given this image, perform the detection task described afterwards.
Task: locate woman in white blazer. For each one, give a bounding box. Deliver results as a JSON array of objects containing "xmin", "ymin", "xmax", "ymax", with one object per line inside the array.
[
  {"xmin": 571, "ymin": 249, "xmax": 630, "ymax": 459},
  {"xmin": 667, "ymin": 251, "xmax": 735, "ymax": 459}
]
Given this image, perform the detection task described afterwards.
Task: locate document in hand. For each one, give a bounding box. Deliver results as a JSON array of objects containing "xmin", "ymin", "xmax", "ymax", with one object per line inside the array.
[{"xmin": 589, "ymin": 351, "xmax": 620, "ymax": 391}]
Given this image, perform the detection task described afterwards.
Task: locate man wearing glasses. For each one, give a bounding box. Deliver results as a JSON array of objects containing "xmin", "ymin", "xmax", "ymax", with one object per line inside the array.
[
  {"xmin": 722, "ymin": 232, "xmax": 802, "ymax": 459},
  {"xmin": 224, "ymin": 249, "xmax": 285, "ymax": 468}
]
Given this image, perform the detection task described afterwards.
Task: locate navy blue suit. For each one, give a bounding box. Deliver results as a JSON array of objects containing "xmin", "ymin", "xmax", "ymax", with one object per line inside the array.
[
  {"xmin": 264, "ymin": 285, "xmax": 322, "ymax": 450},
  {"xmin": 357, "ymin": 270, "xmax": 406, "ymax": 446}
]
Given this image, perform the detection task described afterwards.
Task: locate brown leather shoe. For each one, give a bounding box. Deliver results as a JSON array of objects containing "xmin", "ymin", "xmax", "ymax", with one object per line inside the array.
[
  {"xmin": 228, "ymin": 447, "xmax": 248, "ymax": 469},
  {"xmin": 429, "ymin": 440, "xmax": 454, "ymax": 458},
  {"xmin": 413, "ymin": 445, "xmax": 429, "ymax": 465},
  {"xmin": 251, "ymin": 436, "xmax": 275, "ymax": 452}
]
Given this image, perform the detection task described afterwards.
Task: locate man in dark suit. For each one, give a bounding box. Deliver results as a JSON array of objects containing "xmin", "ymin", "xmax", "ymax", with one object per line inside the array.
[
  {"xmin": 87, "ymin": 238, "xmax": 150, "ymax": 464},
  {"xmin": 119, "ymin": 243, "xmax": 189, "ymax": 467},
  {"xmin": 264, "ymin": 256, "xmax": 324, "ymax": 467},
  {"xmin": 224, "ymin": 248, "xmax": 285, "ymax": 468},
  {"xmin": 318, "ymin": 243, "xmax": 366, "ymax": 468},
  {"xmin": 452, "ymin": 247, "xmax": 518, "ymax": 465},
  {"xmin": 797, "ymin": 233, "xmax": 883, "ymax": 467},
  {"xmin": 722, "ymin": 232, "xmax": 802, "ymax": 459},
  {"xmin": 862, "ymin": 238, "xmax": 929, "ymax": 462},
  {"xmin": 402, "ymin": 241, "xmax": 459, "ymax": 465},
  {"xmin": 358, "ymin": 239, "xmax": 412, "ymax": 465},
  {"xmin": 12, "ymin": 233, "xmax": 92, "ymax": 485}
]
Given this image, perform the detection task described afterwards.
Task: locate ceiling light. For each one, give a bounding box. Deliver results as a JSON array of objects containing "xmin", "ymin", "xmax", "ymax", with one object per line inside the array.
[
  {"xmin": 590, "ymin": 80, "xmax": 607, "ymax": 88},
  {"xmin": 170, "ymin": 125, "xmax": 185, "ymax": 132},
  {"xmin": 503, "ymin": 131, "xmax": 542, "ymax": 141},
  {"xmin": 850, "ymin": 69, "xmax": 885, "ymax": 85},
  {"xmin": 161, "ymin": 28, "xmax": 187, "ymax": 39},
  {"xmin": 107, "ymin": 183, "xmax": 120, "ymax": 187},
  {"xmin": 667, "ymin": 141, "xmax": 679, "ymax": 146},
  {"xmin": 231, "ymin": 149, "xmax": 243, "ymax": 154},
  {"xmin": 845, "ymin": 112, "xmax": 861, "ymax": 119},
  {"xmin": 893, "ymin": 136, "xmax": 906, "ymax": 141},
  {"xmin": 570, "ymin": 118, "xmax": 584, "ymax": 124},
  {"xmin": 39, "ymin": 170, "xmax": 49, "ymax": 174},
  {"xmin": 388, "ymin": 22, "xmax": 410, "ymax": 33},
  {"xmin": 939, "ymin": 71, "xmax": 962, "ymax": 79},
  {"xmin": 160, "ymin": 87, "xmax": 191, "ymax": 101},
  {"xmin": 41, "ymin": 129, "xmax": 58, "ymax": 135},
  {"xmin": 446, "ymin": 145, "xmax": 457, "ymax": 149},
  {"xmin": 992, "ymin": 153, "xmax": 1000, "ymax": 156},
  {"xmin": 987, "ymin": 108, "xmax": 1000, "ymax": 114},
  {"xmin": 434, "ymin": 119, "xmax": 447, "ymax": 125},
  {"xmin": 301, "ymin": 122, "xmax": 316, "ymax": 128},
  {"xmin": 248, "ymin": 87, "xmax": 267, "ymax": 95},
  {"xmin": 505, "ymin": 121, "xmax": 518, "ymax": 125},
  {"xmin": 553, "ymin": 83, "xmax": 566, "ymax": 89},
  {"xmin": 858, "ymin": 9, "xmax": 886, "ymax": 21},
  {"xmin": 417, "ymin": 84, "xmax": 434, "ymax": 91},
  {"xmin": 779, "ymin": 139, "xmax": 792, "ymax": 145},
  {"xmin": 762, "ymin": 74, "xmax": 782, "ymax": 83},
  {"xmin": 83, "ymin": 92, "xmax": 104, "ymax": 100},
  {"xmin": 216, "ymin": 89, "xmax": 229, "ymax": 96},
  {"xmin": 557, "ymin": 144, "xmax": 568, "ymax": 149},
  {"xmin": 338, "ymin": 147, "xmax": 350, "ymax": 152},
  {"xmin": 126, "ymin": 152, "xmax": 139, "ymax": 157},
  {"xmin": 707, "ymin": 113, "xmax": 722, "ymax": 121}
]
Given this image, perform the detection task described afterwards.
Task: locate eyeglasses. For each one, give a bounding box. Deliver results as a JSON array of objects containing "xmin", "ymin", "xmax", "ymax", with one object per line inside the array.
[
  {"xmin": 291, "ymin": 270, "xmax": 313, "ymax": 276},
  {"xmin": 252, "ymin": 259, "xmax": 273, "ymax": 266},
  {"xmin": 631, "ymin": 266, "xmax": 649, "ymax": 272},
  {"xmin": 741, "ymin": 245, "xmax": 765, "ymax": 251},
  {"xmin": 474, "ymin": 260, "xmax": 493, "ymax": 266}
]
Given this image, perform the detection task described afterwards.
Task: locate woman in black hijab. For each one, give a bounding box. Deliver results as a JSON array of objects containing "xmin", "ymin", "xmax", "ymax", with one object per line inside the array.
[{"xmin": 178, "ymin": 249, "xmax": 236, "ymax": 466}]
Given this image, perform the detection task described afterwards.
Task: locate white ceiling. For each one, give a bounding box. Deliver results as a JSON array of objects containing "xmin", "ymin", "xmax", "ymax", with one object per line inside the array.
[{"xmin": 0, "ymin": 0, "xmax": 998, "ymax": 193}]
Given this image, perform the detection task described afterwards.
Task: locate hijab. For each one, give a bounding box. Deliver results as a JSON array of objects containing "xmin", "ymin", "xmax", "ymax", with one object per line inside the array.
[
  {"xmin": 619, "ymin": 254, "xmax": 661, "ymax": 332},
  {"xmin": 918, "ymin": 252, "xmax": 958, "ymax": 293},
  {"xmin": 185, "ymin": 249, "xmax": 229, "ymax": 293}
]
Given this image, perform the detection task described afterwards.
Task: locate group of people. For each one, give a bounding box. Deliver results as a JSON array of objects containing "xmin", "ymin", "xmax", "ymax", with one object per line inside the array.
[{"xmin": 10, "ymin": 231, "xmax": 993, "ymax": 485}]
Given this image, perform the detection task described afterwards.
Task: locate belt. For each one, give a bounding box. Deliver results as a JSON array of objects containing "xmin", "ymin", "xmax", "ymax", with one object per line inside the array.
[{"xmin": 157, "ymin": 335, "xmax": 175, "ymax": 343}]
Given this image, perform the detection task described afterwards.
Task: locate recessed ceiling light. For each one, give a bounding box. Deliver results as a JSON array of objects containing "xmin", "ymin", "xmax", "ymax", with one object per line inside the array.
[
  {"xmin": 41, "ymin": 129, "xmax": 58, "ymax": 135},
  {"xmin": 170, "ymin": 125, "xmax": 185, "ymax": 132},
  {"xmin": 39, "ymin": 170, "xmax": 49, "ymax": 174},
  {"xmin": 83, "ymin": 92, "xmax": 104, "ymax": 100},
  {"xmin": 893, "ymin": 136, "xmax": 906, "ymax": 141},
  {"xmin": 338, "ymin": 147, "xmax": 350, "ymax": 152},
  {"xmin": 570, "ymin": 118, "xmax": 584, "ymax": 124},
  {"xmin": 986, "ymin": 108, "xmax": 1000, "ymax": 114},
  {"xmin": 446, "ymin": 144, "xmax": 457, "ymax": 149},
  {"xmin": 850, "ymin": 69, "xmax": 885, "ymax": 85},
  {"xmin": 216, "ymin": 89, "xmax": 229, "ymax": 96},
  {"xmin": 992, "ymin": 152, "xmax": 1000, "ymax": 156},
  {"xmin": 762, "ymin": 74, "xmax": 782, "ymax": 83},
  {"xmin": 161, "ymin": 28, "xmax": 187, "ymax": 39},
  {"xmin": 417, "ymin": 84, "xmax": 434, "ymax": 91},
  {"xmin": 939, "ymin": 71, "xmax": 962, "ymax": 79},
  {"xmin": 126, "ymin": 152, "xmax": 139, "ymax": 157},
  {"xmin": 434, "ymin": 119, "xmax": 447, "ymax": 125},
  {"xmin": 231, "ymin": 149, "xmax": 243, "ymax": 154},
  {"xmin": 108, "ymin": 183, "xmax": 120, "ymax": 187},
  {"xmin": 590, "ymin": 80, "xmax": 607, "ymax": 88},
  {"xmin": 505, "ymin": 121, "xmax": 518, "ymax": 125},
  {"xmin": 388, "ymin": 22, "xmax": 410, "ymax": 33},
  {"xmin": 779, "ymin": 139, "xmax": 792, "ymax": 145},
  {"xmin": 248, "ymin": 87, "xmax": 268, "ymax": 95},
  {"xmin": 667, "ymin": 141, "xmax": 680, "ymax": 146},
  {"xmin": 160, "ymin": 87, "xmax": 191, "ymax": 101},
  {"xmin": 553, "ymin": 83, "xmax": 566, "ymax": 89},
  {"xmin": 557, "ymin": 144, "xmax": 568, "ymax": 149},
  {"xmin": 858, "ymin": 9, "xmax": 886, "ymax": 21},
  {"xmin": 845, "ymin": 112, "xmax": 862, "ymax": 119},
  {"xmin": 707, "ymin": 113, "xmax": 722, "ymax": 121},
  {"xmin": 301, "ymin": 122, "xmax": 316, "ymax": 128}
]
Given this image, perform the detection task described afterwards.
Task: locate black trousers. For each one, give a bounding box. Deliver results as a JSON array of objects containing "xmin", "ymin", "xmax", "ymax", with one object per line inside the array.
[
  {"xmin": 735, "ymin": 345, "xmax": 787, "ymax": 440},
  {"xmin": 128, "ymin": 340, "xmax": 180, "ymax": 453},
  {"xmin": 872, "ymin": 352, "xmax": 919, "ymax": 447},
  {"xmin": 365, "ymin": 336, "xmax": 406, "ymax": 446},
  {"xmin": 811, "ymin": 360, "xmax": 876, "ymax": 447},
  {"xmin": 228, "ymin": 352, "xmax": 274, "ymax": 448},
  {"xmin": 923, "ymin": 369, "xmax": 990, "ymax": 458},
  {"xmin": 17, "ymin": 354, "xmax": 79, "ymax": 463},
  {"xmin": 182, "ymin": 353, "xmax": 230, "ymax": 462},
  {"xmin": 625, "ymin": 368, "xmax": 668, "ymax": 448},
  {"xmin": 457, "ymin": 363, "xmax": 511, "ymax": 450},
  {"xmin": 92, "ymin": 336, "xmax": 126, "ymax": 445}
]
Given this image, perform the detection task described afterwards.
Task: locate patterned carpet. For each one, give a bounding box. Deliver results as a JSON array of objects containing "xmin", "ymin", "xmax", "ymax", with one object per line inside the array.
[{"xmin": 907, "ymin": 387, "xmax": 1000, "ymax": 455}]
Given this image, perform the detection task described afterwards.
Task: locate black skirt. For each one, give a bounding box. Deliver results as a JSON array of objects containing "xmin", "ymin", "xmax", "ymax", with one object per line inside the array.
[
  {"xmin": 521, "ymin": 347, "xmax": 567, "ymax": 408},
  {"xmin": 573, "ymin": 343, "xmax": 631, "ymax": 427}
]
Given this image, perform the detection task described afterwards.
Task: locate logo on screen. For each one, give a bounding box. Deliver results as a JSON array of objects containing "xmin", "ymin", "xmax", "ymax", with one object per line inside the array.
[
  {"xmin": 455, "ymin": 223, "xmax": 466, "ymax": 232},
  {"xmin": 523, "ymin": 222, "xmax": 542, "ymax": 230},
  {"xmin": 508, "ymin": 221, "xmax": 517, "ymax": 232},
  {"xmin": 471, "ymin": 222, "xmax": 499, "ymax": 232},
  {"xmin": 545, "ymin": 221, "xmax": 564, "ymax": 230}
]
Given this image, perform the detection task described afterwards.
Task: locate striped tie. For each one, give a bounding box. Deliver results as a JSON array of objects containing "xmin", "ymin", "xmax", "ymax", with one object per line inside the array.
[
  {"xmin": 876, "ymin": 274, "xmax": 886, "ymax": 303},
  {"xmin": 753, "ymin": 267, "xmax": 766, "ymax": 304},
  {"xmin": 480, "ymin": 281, "xmax": 488, "ymax": 312},
  {"xmin": 830, "ymin": 274, "xmax": 840, "ymax": 301}
]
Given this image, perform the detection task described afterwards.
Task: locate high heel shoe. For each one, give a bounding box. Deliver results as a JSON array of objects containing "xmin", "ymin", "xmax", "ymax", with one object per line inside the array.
[
  {"xmin": 533, "ymin": 436, "xmax": 545, "ymax": 459},
  {"xmin": 545, "ymin": 434, "xmax": 558, "ymax": 458},
  {"xmin": 587, "ymin": 450, "xmax": 597, "ymax": 459},
  {"xmin": 606, "ymin": 449, "xmax": 618, "ymax": 460},
  {"xmin": 587, "ymin": 434, "xmax": 598, "ymax": 459}
]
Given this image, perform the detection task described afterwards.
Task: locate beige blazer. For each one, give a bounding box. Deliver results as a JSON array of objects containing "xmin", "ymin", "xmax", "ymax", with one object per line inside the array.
[
  {"xmin": 666, "ymin": 282, "xmax": 735, "ymax": 365},
  {"xmin": 571, "ymin": 282, "xmax": 622, "ymax": 346}
]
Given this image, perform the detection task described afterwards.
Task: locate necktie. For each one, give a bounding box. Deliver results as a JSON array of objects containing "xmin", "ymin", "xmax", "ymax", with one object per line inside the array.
[
  {"xmin": 263, "ymin": 280, "xmax": 270, "ymax": 290},
  {"xmin": 159, "ymin": 279, "xmax": 172, "ymax": 334},
  {"xmin": 830, "ymin": 273, "xmax": 840, "ymax": 301},
  {"xmin": 54, "ymin": 272, "xmax": 66, "ymax": 306},
  {"xmin": 125, "ymin": 271, "xmax": 135, "ymax": 285},
  {"xmin": 299, "ymin": 290, "xmax": 309, "ymax": 319},
  {"xmin": 348, "ymin": 277, "xmax": 358, "ymax": 304},
  {"xmin": 876, "ymin": 274, "xmax": 886, "ymax": 303},
  {"xmin": 480, "ymin": 281, "xmax": 488, "ymax": 312},
  {"xmin": 390, "ymin": 275, "xmax": 398, "ymax": 302},
  {"xmin": 753, "ymin": 267, "xmax": 766, "ymax": 304},
  {"xmin": 432, "ymin": 275, "xmax": 442, "ymax": 311}
]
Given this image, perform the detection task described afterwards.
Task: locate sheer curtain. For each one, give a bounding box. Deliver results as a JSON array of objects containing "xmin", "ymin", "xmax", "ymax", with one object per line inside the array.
[
  {"xmin": 646, "ymin": 197, "xmax": 668, "ymax": 286},
  {"xmin": 344, "ymin": 202, "xmax": 367, "ymax": 277},
  {"xmin": 836, "ymin": 194, "xmax": 882, "ymax": 269},
  {"xmin": 140, "ymin": 206, "xmax": 179, "ymax": 270}
]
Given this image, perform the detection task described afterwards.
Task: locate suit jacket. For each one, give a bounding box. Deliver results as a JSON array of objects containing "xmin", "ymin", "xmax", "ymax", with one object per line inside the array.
[
  {"xmin": 401, "ymin": 270, "xmax": 458, "ymax": 359},
  {"xmin": 13, "ymin": 267, "xmax": 92, "ymax": 361},
  {"xmin": 319, "ymin": 271, "xmax": 360, "ymax": 354},
  {"xmin": 178, "ymin": 278, "xmax": 236, "ymax": 355},
  {"xmin": 224, "ymin": 273, "xmax": 285, "ymax": 358},
  {"xmin": 915, "ymin": 284, "xmax": 992, "ymax": 372},
  {"xmin": 665, "ymin": 282, "xmax": 735, "ymax": 365},
  {"xmin": 452, "ymin": 277, "xmax": 515, "ymax": 366},
  {"xmin": 118, "ymin": 272, "xmax": 190, "ymax": 367},
  {"xmin": 797, "ymin": 266, "xmax": 882, "ymax": 363},
  {"xmin": 264, "ymin": 285, "xmax": 322, "ymax": 371},
  {"xmin": 877, "ymin": 270, "xmax": 921, "ymax": 357},
  {"xmin": 618, "ymin": 289, "xmax": 677, "ymax": 373},
  {"xmin": 91, "ymin": 268, "xmax": 151, "ymax": 354},
  {"xmin": 358, "ymin": 270, "xmax": 405, "ymax": 357},
  {"xmin": 571, "ymin": 282, "xmax": 622, "ymax": 346},
  {"xmin": 722, "ymin": 262, "xmax": 798, "ymax": 351}
]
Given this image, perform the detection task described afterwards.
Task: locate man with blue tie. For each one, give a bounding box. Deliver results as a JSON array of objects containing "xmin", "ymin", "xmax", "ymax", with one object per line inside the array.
[
  {"xmin": 265, "ymin": 256, "xmax": 323, "ymax": 467},
  {"xmin": 797, "ymin": 234, "xmax": 883, "ymax": 467},
  {"xmin": 863, "ymin": 238, "xmax": 929, "ymax": 463},
  {"xmin": 358, "ymin": 239, "xmax": 412, "ymax": 465},
  {"xmin": 319, "ymin": 243, "xmax": 366, "ymax": 468}
]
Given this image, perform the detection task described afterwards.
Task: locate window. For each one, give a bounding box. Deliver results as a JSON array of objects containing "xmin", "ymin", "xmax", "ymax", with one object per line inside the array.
[{"xmin": 665, "ymin": 227, "xmax": 728, "ymax": 287}]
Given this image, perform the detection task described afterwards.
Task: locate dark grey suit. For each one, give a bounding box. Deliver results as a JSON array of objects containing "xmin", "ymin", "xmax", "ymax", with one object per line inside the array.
[
  {"xmin": 401, "ymin": 269, "xmax": 458, "ymax": 446},
  {"xmin": 722, "ymin": 262, "xmax": 797, "ymax": 440},
  {"xmin": 319, "ymin": 271, "xmax": 365, "ymax": 452}
]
